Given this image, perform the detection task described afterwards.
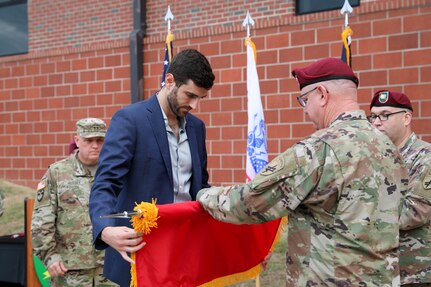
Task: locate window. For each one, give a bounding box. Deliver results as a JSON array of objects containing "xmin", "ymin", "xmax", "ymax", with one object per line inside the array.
[
  {"xmin": 0, "ymin": 0, "xmax": 28, "ymax": 57},
  {"xmin": 296, "ymin": 0, "xmax": 360, "ymax": 15}
]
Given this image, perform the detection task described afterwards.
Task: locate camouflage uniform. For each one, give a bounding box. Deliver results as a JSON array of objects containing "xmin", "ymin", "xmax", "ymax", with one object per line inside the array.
[
  {"xmin": 31, "ymin": 152, "xmax": 117, "ymax": 287},
  {"xmin": 399, "ymin": 133, "xmax": 431, "ymax": 285},
  {"xmin": 198, "ymin": 110, "xmax": 408, "ymax": 286}
]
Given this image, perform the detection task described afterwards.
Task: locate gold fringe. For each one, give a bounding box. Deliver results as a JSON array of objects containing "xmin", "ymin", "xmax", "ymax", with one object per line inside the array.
[
  {"xmin": 130, "ymin": 253, "xmax": 137, "ymax": 287},
  {"xmin": 198, "ymin": 216, "xmax": 288, "ymax": 287},
  {"xmin": 166, "ymin": 32, "xmax": 174, "ymax": 62},
  {"xmin": 244, "ymin": 38, "xmax": 257, "ymax": 64},
  {"xmin": 130, "ymin": 199, "xmax": 160, "ymax": 287},
  {"xmin": 341, "ymin": 26, "xmax": 353, "ymax": 67},
  {"xmin": 128, "ymin": 200, "xmax": 287, "ymax": 287}
]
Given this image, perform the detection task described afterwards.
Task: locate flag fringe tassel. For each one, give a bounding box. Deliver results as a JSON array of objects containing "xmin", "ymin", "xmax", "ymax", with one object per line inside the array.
[
  {"xmin": 341, "ymin": 26, "xmax": 353, "ymax": 67},
  {"xmin": 131, "ymin": 253, "xmax": 137, "ymax": 287},
  {"xmin": 130, "ymin": 199, "xmax": 159, "ymax": 287}
]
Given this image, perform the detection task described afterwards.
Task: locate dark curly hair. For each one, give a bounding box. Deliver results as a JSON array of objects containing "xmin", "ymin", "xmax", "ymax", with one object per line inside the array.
[{"xmin": 167, "ymin": 49, "xmax": 215, "ymax": 90}]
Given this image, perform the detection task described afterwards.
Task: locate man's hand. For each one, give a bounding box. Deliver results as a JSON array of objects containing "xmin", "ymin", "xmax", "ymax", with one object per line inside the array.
[
  {"xmin": 101, "ymin": 226, "xmax": 146, "ymax": 264},
  {"xmin": 48, "ymin": 261, "xmax": 68, "ymax": 277},
  {"xmin": 261, "ymin": 252, "xmax": 273, "ymax": 271}
]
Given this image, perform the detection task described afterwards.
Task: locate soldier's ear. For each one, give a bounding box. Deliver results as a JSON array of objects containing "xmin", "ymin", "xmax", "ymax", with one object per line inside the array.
[
  {"xmin": 404, "ymin": 111, "xmax": 412, "ymax": 127},
  {"xmin": 317, "ymin": 85, "xmax": 329, "ymax": 107}
]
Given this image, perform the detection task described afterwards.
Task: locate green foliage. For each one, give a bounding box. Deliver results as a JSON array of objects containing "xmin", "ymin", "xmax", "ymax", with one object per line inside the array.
[{"xmin": 0, "ymin": 180, "xmax": 35, "ymax": 236}]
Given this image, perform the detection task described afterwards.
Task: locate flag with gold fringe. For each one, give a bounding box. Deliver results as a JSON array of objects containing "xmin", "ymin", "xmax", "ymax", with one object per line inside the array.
[
  {"xmin": 244, "ymin": 31, "xmax": 285, "ymax": 287},
  {"xmin": 130, "ymin": 200, "xmax": 286, "ymax": 287},
  {"xmin": 341, "ymin": 26, "xmax": 353, "ymax": 67},
  {"xmin": 161, "ymin": 31, "xmax": 174, "ymax": 87},
  {"xmin": 245, "ymin": 37, "xmax": 268, "ymax": 182}
]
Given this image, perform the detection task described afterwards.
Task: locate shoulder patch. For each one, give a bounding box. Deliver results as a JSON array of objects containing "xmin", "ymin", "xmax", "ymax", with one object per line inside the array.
[
  {"xmin": 260, "ymin": 157, "xmax": 284, "ymax": 176},
  {"xmin": 37, "ymin": 189, "xmax": 44, "ymax": 202},
  {"xmin": 423, "ymin": 172, "xmax": 431, "ymax": 190}
]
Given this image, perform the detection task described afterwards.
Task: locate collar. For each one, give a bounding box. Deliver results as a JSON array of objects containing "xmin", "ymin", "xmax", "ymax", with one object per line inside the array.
[
  {"xmin": 72, "ymin": 152, "xmax": 93, "ymax": 177},
  {"xmin": 329, "ymin": 110, "xmax": 367, "ymax": 128},
  {"xmin": 160, "ymin": 104, "xmax": 187, "ymax": 131},
  {"xmin": 399, "ymin": 132, "xmax": 417, "ymax": 155}
]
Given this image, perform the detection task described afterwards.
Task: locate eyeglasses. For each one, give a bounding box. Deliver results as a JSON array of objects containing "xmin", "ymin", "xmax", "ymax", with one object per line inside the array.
[
  {"xmin": 367, "ymin": 111, "xmax": 407, "ymax": 123},
  {"xmin": 297, "ymin": 87, "xmax": 317, "ymax": 107}
]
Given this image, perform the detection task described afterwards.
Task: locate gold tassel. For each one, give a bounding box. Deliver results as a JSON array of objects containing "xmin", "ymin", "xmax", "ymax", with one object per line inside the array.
[
  {"xmin": 166, "ymin": 32, "xmax": 174, "ymax": 62},
  {"xmin": 129, "ymin": 199, "xmax": 160, "ymax": 287},
  {"xmin": 341, "ymin": 26, "xmax": 353, "ymax": 67},
  {"xmin": 244, "ymin": 38, "xmax": 257, "ymax": 64}
]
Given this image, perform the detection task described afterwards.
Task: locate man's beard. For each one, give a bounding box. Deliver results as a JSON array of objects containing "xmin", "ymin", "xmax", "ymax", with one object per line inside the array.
[{"xmin": 167, "ymin": 87, "xmax": 184, "ymax": 118}]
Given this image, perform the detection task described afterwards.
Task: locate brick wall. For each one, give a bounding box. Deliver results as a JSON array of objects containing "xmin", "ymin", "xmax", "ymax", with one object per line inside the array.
[
  {"xmin": 0, "ymin": 0, "xmax": 430, "ymax": 189},
  {"xmin": 143, "ymin": 0, "xmax": 431, "ymax": 185},
  {"xmin": 29, "ymin": 0, "xmax": 132, "ymax": 51}
]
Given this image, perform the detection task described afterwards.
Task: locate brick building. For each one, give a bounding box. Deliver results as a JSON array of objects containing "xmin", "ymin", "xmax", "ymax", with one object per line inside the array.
[{"xmin": 0, "ymin": 0, "xmax": 430, "ymax": 189}]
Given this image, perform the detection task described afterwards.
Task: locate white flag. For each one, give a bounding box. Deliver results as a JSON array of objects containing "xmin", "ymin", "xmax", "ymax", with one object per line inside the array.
[{"xmin": 245, "ymin": 38, "xmax": 268, "ymax": 181}]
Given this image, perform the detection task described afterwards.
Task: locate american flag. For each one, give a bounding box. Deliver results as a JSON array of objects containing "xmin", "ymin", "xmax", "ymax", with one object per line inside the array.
[{"xmin": 161, "ymin": 32, "xmax": 174, "ymax": 87}]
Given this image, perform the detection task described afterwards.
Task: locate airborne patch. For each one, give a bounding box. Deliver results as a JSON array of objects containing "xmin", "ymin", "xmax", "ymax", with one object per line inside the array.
[
  {"xmin": 260, "ymin": 157, "xmax": 284, "ymax": 176},
  {"xmin": 423, "ymin": 172, "xmax": 431, "ymax": 190}
]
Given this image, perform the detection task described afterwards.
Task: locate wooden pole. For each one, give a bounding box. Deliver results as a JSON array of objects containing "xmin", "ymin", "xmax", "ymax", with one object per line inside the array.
[{"xmin": 25, "ymin": 198, "xmax": 42, "ymax": 287}]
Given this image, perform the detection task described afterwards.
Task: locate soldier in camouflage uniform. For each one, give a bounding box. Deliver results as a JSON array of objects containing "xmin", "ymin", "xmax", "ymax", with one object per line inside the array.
[
  {"xmin": 369, "ymin": 90, "xmax": 431, "ymax": 287},
  {"xmin": 198, "ymin": 58, "xmax": 408, "ymax": 286},
  {"xmin": 31, "ymin": 118, "xmax": 117, "ymax": 287}
]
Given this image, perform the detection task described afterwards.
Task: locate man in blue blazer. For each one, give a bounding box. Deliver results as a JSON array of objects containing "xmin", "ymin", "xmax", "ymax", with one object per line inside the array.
[{"xmin": 89, "ymin": 49, "xmax": 215, "ymax": 286}]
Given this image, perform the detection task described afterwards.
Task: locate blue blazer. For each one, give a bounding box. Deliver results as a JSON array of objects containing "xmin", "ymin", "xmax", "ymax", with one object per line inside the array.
[{"xmin": 89, "ymin": 95, "xmax": 210, "ymax": 286}]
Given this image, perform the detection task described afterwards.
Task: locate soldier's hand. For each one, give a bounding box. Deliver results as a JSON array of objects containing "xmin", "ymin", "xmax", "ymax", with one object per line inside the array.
[
  {"xmin": 48, "ymin": 261, "xmax": 68, "ymax": 277},
  {"xmin": 101, "ymin": 226, "xmax": 146, "ymax": 264},
  {"xmin": 261, "ymin": 252, "xmax": 272, "ymax": 271}
]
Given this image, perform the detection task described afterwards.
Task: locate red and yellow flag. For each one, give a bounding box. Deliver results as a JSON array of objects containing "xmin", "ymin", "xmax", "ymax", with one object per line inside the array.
[{"xmin": 131, "ymin": 201, "xmax": 285, "ymax": 287}]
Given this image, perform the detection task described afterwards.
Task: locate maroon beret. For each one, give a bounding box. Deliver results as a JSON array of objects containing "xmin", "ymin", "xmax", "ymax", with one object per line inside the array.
[
  {"xmin": 370, "ymin": 90, "xmax": 413, "ymax": 111},
  {"xmin": 292, "ymin": 58, "xmax": 359, "ymax": 89}
]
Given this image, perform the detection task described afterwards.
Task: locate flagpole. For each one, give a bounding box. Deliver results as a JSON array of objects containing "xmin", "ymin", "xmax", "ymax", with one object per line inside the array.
[
  {"xmin": 243, "ymin": 12, "xmax": 262, "ymax": 287},
  {"xmin": 165, "ymin": 5, "xmax": 174, "ymax": 34},
  {"xmin": 242, "ymin": 10, "xmax": 254, "ymax": 39},
  {"xmin": 161, "ymin": 6, "xmax": 174, "ymax": 87},
  {"xmin": 164, "ymin": 5, "xmax": 174, "ymax": 63},
  {"xmin": 340, "ymin": 0, "xmax": 353, "ymax": 67},
  {"xmin": 340, "ymin": 0, "xmax": 353, "ymax": 28}
]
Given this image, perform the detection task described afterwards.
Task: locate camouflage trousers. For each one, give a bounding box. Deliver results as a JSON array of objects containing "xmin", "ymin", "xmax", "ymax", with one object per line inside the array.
[
  {"xmin": 50, "ymin": 267, "xmax": 118, "ymax": 287},
  {"xmin": 402, "ymin": 284, "xmax": 431, "ymax": 287}
]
